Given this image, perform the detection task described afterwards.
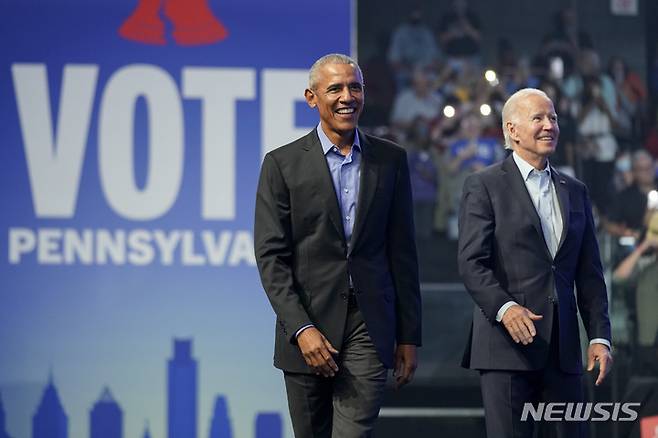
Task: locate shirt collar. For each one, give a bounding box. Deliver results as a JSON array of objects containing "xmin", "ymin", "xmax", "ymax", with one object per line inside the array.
[
  {"xmin": 512, "ymin": 151, "xmax": 551, "ymax": 181},
  {"xmin": 316, "ymin": 123, "xmax": 361, "ymax": 155}
]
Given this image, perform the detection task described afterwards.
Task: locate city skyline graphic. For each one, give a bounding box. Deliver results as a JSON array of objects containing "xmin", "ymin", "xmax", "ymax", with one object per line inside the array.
[
  {"xmin": 90, "ymin": 388, "xmax": 122, "ymax": 438},
  {"xmin": 4, "ymin": 339, "xmax": 281, "ymax": 438},
  {"xmin": 1, "ymin": 390, "xmax": 11, "ymax": 438}
]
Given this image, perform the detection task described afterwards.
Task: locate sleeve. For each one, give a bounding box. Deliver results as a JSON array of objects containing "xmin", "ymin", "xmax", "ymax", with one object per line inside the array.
[
  {"xmin": 457, "ymin": 173, "xmax": 514, "ymax": 322},
  {"xmin": 387, "ymin": 149, "xmax": 422, "ymax": 345},
  {"xmin": 574, "ymin": 185, "xmax": 612, "ymax": 343},
  {"xmin": 590, "ymin": 338, "xmax": 611, "ymax": 350},
  {"xmin": 496, "ymin": 301, "xmax": 518, "ymax": 322},
  {"xmin": 254, "ymin": 153, "xmax": 312, "ymax": 343}
]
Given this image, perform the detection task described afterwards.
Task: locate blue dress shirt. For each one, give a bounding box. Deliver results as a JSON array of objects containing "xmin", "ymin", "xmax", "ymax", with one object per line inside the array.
[{"xmin": 316, "ymin": 123, "xmax": 362, "ymax": 246}]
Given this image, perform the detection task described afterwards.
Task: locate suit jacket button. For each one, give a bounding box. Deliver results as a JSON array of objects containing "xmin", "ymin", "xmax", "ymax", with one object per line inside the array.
[
  {"xmin": 551, "ymin": 265, "xmax": 556, "ymax": 271},
  {"xmin": 340, "ymin": 292, "xmax": 347, "ymax": 300}
]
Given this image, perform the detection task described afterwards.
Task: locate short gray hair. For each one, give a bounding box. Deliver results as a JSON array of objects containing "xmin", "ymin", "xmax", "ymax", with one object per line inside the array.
[
  {"xmin": 308, "ymin": 53, "xmax": 363, "ymax": 90},
  {"xmin": 501, "ymin": 88, "xmax": 551, "ymax": 150}
]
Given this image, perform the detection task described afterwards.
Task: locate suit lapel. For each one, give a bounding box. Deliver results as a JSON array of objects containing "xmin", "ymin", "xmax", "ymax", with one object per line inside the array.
[
  {"xmin": 552, "ymin": 168, "xmax": 570, "ymax": 253},
  {"xmin": 348, "ymin": 130, "xmax": 378, "ymax": 255},
  {"xmin": 501, "ymin": 155, "xmax": 552, "ymax": 260},
  {"xmin": 302, "ymin": 130, "xmax": 345, "ymax": 243}
]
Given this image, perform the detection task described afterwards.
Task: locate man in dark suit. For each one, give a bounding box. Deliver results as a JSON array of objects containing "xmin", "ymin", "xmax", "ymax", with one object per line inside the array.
[
  {"xmin": 458, "ymin": 88, "xmax": 613, "ymax": 437},
  {"xmin": 254, "ymin": 53, "xmax": 421, "ymax": 437}
]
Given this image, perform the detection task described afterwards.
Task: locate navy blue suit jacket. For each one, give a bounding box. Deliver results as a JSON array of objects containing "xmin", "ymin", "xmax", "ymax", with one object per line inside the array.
[{"xmin": 458, "ymin": 154, "xmax": 611, "ymax": 374}]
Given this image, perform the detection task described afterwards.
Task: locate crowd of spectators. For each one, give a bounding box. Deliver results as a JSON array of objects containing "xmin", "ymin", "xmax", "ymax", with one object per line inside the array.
[{"xmin": 361, "ymin": 2, "xmax": 658, "ymax": 376}]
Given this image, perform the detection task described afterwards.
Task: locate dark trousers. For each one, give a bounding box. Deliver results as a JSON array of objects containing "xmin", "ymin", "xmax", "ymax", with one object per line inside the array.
[
  {"xmin": 480, "ymin": 313, "xmax": 587, "ymax": 438},
  {"xmin": 283, "ymin": 302, "xmax": 387, "ymax": 438}
]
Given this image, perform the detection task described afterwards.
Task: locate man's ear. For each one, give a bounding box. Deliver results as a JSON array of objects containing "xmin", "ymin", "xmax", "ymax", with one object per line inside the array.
[
  {"xmin": 304, "ymin": 88, "xmax": 316, "ymax": 108},
  {"xmin": 506, "ymin": 121, "xmax": 518, "ymax": 143}
]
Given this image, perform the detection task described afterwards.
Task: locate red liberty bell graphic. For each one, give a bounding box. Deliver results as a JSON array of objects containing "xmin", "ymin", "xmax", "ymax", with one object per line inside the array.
[{"xmin": 119, "ymin": 0, "xmax": 228, "ymax": 46}]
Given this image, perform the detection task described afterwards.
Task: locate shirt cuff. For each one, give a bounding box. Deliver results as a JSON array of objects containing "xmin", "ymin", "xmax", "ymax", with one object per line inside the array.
[
  {"xmin": 589, "ymin": 338, "xmax": 611, "ymax": 350},
  {"xmin": 295, "ymin": 324, "xmax": 314, "ymax": 339},
  {"xmin": 496, "ymin": 301, "xmax": 518, "ymax": 322}
]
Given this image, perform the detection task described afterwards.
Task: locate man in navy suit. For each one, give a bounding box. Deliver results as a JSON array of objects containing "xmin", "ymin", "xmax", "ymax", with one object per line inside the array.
[
  {"xmin": 458, "ymin": 88, "xmax": 612, "ymax": 437},
  {"xmin": 254, "ymin": 54, "xmax": 421, "ymax": 437}
]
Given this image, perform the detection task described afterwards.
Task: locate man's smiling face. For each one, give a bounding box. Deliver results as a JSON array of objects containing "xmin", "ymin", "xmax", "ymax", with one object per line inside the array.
[
  {"xmin": 305, "ymin": 62, "xmax": 364, "ymax": 138},
  {"xmin": 508, "ymin": 93, "xmax": 560, "ymax": 161}
]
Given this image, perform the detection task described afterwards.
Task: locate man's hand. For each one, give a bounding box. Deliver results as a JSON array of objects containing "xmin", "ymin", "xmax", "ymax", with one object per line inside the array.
[
  {"xmin": 297, "ymin": 327, "xmax": 339, "ymax": 377},
  {"xmin": 393, "ymin": 344, "xmax": 417, "ymax": 389},
  {"xmin": 587, "ymin": 343, "xmax": 613, "ymax": 386},
  {"xmin": 501, "ymin": 304, "xmax": 543, "ymax": 345}
]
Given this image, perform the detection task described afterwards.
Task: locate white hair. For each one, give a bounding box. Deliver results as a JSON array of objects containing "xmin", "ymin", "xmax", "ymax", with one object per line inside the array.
[
  {"xmin": 501, "ymin": 88, "xmax": 551, "ymax": 150},
  {"xmin": 308, "ymin": 53, "xmax": 363, "ymax": 90}
]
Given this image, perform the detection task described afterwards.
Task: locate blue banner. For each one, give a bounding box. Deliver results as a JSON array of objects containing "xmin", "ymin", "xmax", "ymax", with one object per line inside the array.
[{"xmin": 0, "ymin": 1, "xmax": 353, "ymax": 437}]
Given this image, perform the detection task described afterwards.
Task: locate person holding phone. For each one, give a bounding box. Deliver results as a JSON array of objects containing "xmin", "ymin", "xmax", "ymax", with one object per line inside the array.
[{"xmin": 613, "ymin": 211, "xmax": 658, "ymax": 373}]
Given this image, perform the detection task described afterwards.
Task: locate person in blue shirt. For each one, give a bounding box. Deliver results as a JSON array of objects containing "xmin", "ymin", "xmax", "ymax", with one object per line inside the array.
[{"xmin": 255, "ymin": 54, "xmax": 421, "ymax": 438}]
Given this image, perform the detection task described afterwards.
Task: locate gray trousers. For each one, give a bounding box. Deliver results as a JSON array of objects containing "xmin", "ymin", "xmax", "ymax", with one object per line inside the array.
[{"xmin": 283, "ymin": 304, "xmax": 388, "ymax": 438}]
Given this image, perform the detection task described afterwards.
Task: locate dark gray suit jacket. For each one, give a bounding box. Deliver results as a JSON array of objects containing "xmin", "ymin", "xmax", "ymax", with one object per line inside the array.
[
  {"xmin": 254, "ymin": 129, "xmax": 422, "ymax": 373},
  {"xmin": 458, "ymin": 154, "xmax": 611, "ymax": 374}
]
